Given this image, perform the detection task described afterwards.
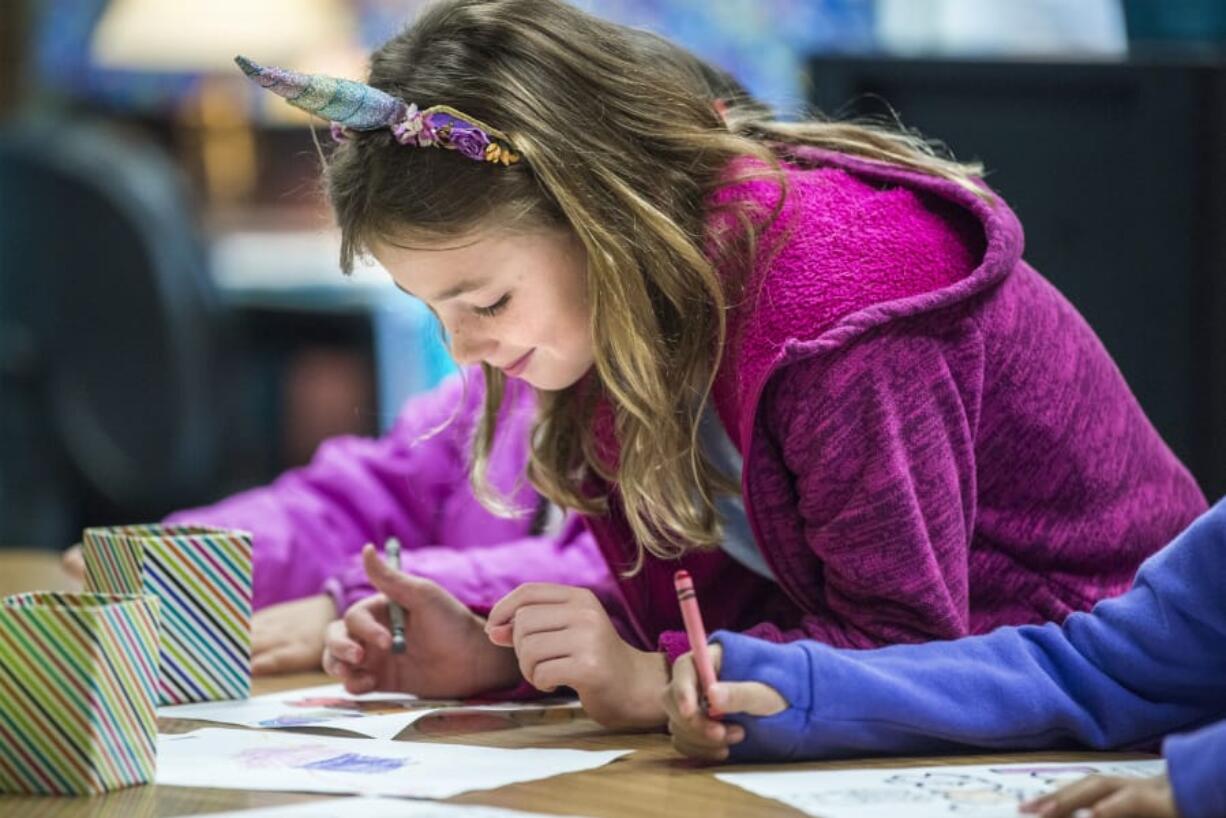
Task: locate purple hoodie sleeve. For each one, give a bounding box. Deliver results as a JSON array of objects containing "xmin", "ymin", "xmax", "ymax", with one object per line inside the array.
[
  {"xmin": 167, "ymin": 370, "xmax": 511, "ymax": 610},
  {"xmin": 746, "ymin": 321, "xmax": 980, "ymax": 648}
]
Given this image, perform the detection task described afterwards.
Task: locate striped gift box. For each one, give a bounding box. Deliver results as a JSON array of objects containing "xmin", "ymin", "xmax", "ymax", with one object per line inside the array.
[
  {"xmin": 0, "ymin": 592, "xmax": 161, "ymax": 795},
  {"xmin": 83, "ymin": 524, "xmax": 252, "ymax": 705}
]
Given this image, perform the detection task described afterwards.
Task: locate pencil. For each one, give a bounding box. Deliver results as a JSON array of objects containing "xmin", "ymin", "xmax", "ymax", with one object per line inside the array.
[{"xmin": 385, "ymin": 537, "xmax": 406, "ymax": 654}]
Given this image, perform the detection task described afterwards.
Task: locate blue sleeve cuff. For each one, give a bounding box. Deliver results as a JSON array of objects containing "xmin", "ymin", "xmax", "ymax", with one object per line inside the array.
[
  {"xmin": 1164, "ymin": 720, "xmax": 1226, "ymax": 818},
  {"xmin": 712, "ymin": 630, "xmax": 816, "ymax": 710},
  {"xmin": 711, "ymin": 630, "xmax": 822, "ymax": 762}
]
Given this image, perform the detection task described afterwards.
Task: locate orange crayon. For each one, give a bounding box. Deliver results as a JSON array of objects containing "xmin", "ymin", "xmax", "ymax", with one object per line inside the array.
[{"xmin": 673, "ymin": 569, "xmax": 722, "ymax": 718}]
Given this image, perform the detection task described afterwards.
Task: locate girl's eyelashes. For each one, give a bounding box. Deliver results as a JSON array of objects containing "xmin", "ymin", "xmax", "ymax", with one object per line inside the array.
[{"xmin": 474, "ymin": 293, "xmax": 511, "ymax": 318}]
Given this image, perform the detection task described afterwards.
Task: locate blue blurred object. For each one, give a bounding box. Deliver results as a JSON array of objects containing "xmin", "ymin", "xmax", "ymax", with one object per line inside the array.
[
  {"xmin": 873, "ymin": 0, "xmax": 1127, "ymax": 57},
  {"xmin": 571, "ymin": 0, "xmax": 876, "ymax": 113},
  {"xmin": 1123, "ymin": 0, "xmax": 1226, "ymax": 44},
  {"xmin": 33, "ymin": 0, "xmax": 198, "ymax": 112},
  {"xmin": 353, "ymin": 0, "xmax": 878, "ymax": 114},
  {"xmin": 372, "ymin": 298, "xmax": 456, "ymax": 433}
]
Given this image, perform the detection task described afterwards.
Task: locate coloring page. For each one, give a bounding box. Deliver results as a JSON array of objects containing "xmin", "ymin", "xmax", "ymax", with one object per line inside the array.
[
  {"xmin": 157, "ymin": 728, "xmax": 629, "ymax": 800},
  {"xmin": 718, "ymin": 759, "xmax": 1166, "ymax": 818},
  {"xmin": 160, "ymin": 683, "xmax": 578, "ymax": 740}
]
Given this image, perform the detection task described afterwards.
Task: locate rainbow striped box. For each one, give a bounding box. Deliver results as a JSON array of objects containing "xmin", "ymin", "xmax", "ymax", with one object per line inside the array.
[
  {"xmin": 0, "ymin": 592, "xmax": 161, "ymax": 795},
  {"xmin": 83, "ymin": 524, "xmax": 253, "ymax": 705}
]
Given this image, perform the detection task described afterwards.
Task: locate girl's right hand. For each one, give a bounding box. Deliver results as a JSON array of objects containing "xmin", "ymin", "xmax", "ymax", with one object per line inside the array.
[
  {"xmin": 322, "ymin": 544, "xmax": 522, "ymax": 698},
  {"xmin": 661, "ymin": 643, "xmax": 788, "ymax": 762}
]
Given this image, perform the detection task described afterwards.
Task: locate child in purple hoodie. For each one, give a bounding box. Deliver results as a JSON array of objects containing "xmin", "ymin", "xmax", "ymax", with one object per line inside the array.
[
  {"xmin": 168, "ymin": 370, "xmax": 618, "ymax": 675},
  {"xmin": 233, "ymin": 0, "xmax": 1205, "ymax": 728},
  {"xmin": 63, "ymin": 369, "xmax": 615, "ymax": 675},
  {"xmin": 662, "ymin": 498, "xmax": 1226, "ymax": 818}
]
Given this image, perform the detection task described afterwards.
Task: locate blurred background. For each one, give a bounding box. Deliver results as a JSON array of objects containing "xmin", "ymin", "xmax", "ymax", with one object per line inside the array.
[{"xmin": 1, "ymin": 0, "xmax": 1224, "ymax": 549}]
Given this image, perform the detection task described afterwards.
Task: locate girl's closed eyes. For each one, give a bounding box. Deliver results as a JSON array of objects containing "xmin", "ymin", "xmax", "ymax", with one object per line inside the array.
[{"xmin": 474, "ymin": 293, "xmax": 511, "ymax": 318}]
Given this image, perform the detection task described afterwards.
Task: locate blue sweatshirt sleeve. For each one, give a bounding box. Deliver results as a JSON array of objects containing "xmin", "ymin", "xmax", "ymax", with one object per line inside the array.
[
  {"xmin": 712, "ymin": 499, "xmax": 1226, "ymax": 763},
  {"xmin": 1164, "ymin": 720, "xmax": 1226, "ymax": 818}
]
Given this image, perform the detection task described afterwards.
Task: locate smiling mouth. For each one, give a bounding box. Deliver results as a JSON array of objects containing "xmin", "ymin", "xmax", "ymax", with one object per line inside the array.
[{"xmin": 501, "ymin": 349, "xmax": 534, "ymax": 377}]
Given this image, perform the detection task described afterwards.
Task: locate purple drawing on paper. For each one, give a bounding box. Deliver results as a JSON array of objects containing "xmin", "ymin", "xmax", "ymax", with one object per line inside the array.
[{"xmin": 298, "ymin": 752, "xmax": 409, "ymax": 774}]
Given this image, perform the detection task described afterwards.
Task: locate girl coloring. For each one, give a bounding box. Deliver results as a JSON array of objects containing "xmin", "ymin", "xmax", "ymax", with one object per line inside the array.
[{"xmin": 241, "ymin": 0, "xmax": 1206, "ymax": 728}]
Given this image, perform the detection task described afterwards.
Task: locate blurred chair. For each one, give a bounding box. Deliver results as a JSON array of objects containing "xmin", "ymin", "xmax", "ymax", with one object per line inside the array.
[{"xmin": 0, "ymin": 118, "xmax": 229, "ymax": 548}]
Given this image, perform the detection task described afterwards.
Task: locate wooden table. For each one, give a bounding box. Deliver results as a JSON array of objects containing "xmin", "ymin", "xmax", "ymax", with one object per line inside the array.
[
  {"xmin": 0, "ymin": 551, "xmax": 1154, "ymax": 818},
  {"xmin": 0, "ymin": 548, "xmax": 82, "ymax": 597}
]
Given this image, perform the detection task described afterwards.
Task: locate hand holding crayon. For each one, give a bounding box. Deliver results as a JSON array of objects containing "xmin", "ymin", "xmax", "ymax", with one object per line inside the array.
[{"xmin": 674, "ymin": 570, "xmax": 721, "ymax": 718}]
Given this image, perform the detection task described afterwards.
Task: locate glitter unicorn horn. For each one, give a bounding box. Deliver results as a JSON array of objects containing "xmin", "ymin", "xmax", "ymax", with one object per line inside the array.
[
  {"xmin": 234, "ymin": 55, "xmax": 406, "ymax": 130},
  {"xmin": 235, "ymin": 55, "xmax": 521, "ymax": 164}
]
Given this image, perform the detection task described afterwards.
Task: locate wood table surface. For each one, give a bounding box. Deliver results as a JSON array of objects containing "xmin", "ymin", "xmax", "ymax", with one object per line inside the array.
[{"xmin": 0, "ymin": 550, "xmax": 1154, "ymax": 818}]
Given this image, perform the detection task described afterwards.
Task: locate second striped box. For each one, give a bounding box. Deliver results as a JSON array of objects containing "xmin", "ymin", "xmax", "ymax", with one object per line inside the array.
[{"xmin": 83, "ymin": 524, "xmax": 253, "ymax": 705}]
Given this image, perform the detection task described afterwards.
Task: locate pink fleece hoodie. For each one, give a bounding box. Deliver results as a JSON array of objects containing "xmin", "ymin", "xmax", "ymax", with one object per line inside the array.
[{"xmin": 584, "ymin": 147, "xmax": 1207, "ymax": 660}]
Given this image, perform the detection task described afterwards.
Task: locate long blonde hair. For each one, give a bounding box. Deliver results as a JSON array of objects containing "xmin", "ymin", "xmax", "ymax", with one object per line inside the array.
[{"xmin": 325, "ymin": 0, "xmax": 985, "ymax": 570}]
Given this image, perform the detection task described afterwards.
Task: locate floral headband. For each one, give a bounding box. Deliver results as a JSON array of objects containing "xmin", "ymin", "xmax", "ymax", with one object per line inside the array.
[{"xmin": 234, "ymin": 56, "xmax": 521, "ymax": 166}]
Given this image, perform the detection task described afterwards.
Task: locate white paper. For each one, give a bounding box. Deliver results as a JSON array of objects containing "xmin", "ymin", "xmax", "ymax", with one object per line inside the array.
[
  {"xmin": 157, "ymin": 728, "xmax": 629, "ymax": 800},
  {"xmin": 192, "ymin": 795, "xmax": 595, "ymax": 818},
  {"xmin": 717, "ymin": 758, "xmax": 1166, "ymax": 818},
  {"xmin": 159, "ymin": 683, "xmax": 579, "ymax": 740}
]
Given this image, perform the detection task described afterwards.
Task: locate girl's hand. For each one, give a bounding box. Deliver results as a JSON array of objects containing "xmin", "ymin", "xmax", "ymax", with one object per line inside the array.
[
  {"xmin": 1019, "ymin": 773, "xmax": 1178, "ymax": 818},
  {"xmin": 486, "ymin": 583, "xmax": 669, "ymax": 729},
  {"xmin": 661, "ymin": 643, "xmax": 787, "ymax": 762},
  {"xmin": 251, "ymin": 594, "xmax": 337, "ymax": 675},
  {"xmin": 322, "ymin": 545, "xmax": 521, "ymax": 698}
]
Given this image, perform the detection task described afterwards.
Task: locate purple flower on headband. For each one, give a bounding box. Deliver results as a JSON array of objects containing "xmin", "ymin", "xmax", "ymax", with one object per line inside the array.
[
  {"xmin": 416, "ymin": 119, "xmax": 437, "ymax": 147},
  {"xmin": 448, "ymin": 125, "xmax": 491, "ymax": 161},
  {"xmin": 391, "ymin": 104, "xmax": 426, "ymax": 145}
]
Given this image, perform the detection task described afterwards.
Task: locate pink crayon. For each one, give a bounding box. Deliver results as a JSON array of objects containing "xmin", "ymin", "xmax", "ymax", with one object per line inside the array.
[{"xmin": 673, "ymin": 570, "xmax": 722, "ymax": 718}]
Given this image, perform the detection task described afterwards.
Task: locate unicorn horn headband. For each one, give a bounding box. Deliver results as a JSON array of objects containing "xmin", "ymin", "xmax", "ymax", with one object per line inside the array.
[{"xmin": 234, "ymin": 55, "xmax": 520, "ymax": 166}]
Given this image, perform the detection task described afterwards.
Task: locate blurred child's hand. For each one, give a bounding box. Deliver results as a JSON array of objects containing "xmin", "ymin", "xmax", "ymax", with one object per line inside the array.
[
  {"xmin": 661, "ymin": 643, "xmax": 787, "ymax": 762},
  {"xmin": 62, "ymin": 544, "xmax": 85, "ymax": 582},
  {"xmin": 486, "ymin": 583, "xmax": 669, "ymax": 729},
  {"xmin": 251, "ymin": 594, "xmax": 336, "ymax": 675},
  {"xmin": 1019, "ymin": 773, "xmax": 1178, "ymax": 818},
  {"xmin": 322, "ymin": 544, "xmax": 521, "ymax": 698}
]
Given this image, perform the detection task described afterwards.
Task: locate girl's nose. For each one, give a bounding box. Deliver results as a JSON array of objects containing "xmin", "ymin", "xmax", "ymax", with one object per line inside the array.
[{"xmin": 449, "ymin": 326, "xmax": 497, "ymax": 366}]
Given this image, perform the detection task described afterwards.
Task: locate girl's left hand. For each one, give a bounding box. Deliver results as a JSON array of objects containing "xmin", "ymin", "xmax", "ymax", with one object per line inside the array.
[
  {"xmin": 1019, "ymin": 773, "xmax": 1178, "ymax": 818},
  {"xmin": 251, "ymin": 594, "xmax": 337, "ymax": 675},
  {"xmin": 486, "ymin": 583, "xmax": 669, "ymax": 729}
]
